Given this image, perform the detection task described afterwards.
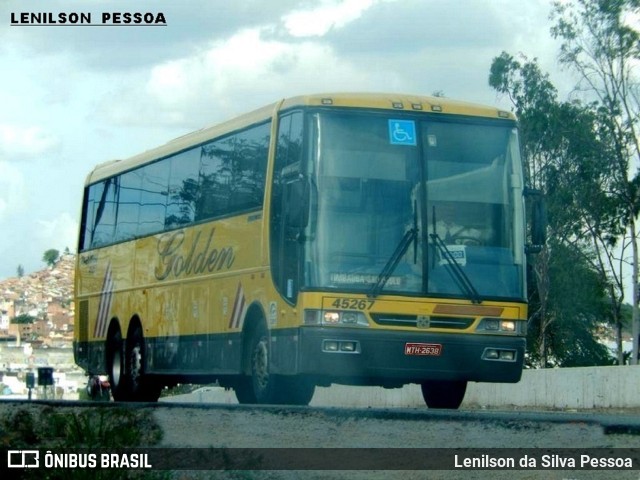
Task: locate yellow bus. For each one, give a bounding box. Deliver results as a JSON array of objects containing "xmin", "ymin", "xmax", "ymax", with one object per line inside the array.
[{"xmin": 74, "ymin": 93, "xmax": 539, "ymax": 408}]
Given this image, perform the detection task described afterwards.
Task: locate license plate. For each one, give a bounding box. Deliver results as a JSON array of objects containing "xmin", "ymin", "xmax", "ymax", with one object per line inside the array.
[{"xmin": 404, "ymin": 343, "xmax": 442, "ymax": 356}]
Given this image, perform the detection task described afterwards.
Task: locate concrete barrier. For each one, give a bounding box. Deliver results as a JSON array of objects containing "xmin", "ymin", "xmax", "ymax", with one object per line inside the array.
[
  {"xmin": 464, "ymin": 364, "xmax": 640, "ymax": 409},
  {"xmin": 162, "ymin": 365, "xmax": 640, "ymax": 410},
  {"xmin": 312, "ymin": 365, "xmax": 640, "ymax": 409}
]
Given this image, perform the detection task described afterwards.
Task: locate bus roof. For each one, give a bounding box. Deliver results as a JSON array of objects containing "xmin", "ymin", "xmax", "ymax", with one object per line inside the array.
[
  {"xmin": 85, "ymin": 92, "xmax": 515, "ymax": 185},
  {"xmin": 281, "ymin": 92, "xmax": 514, "ymax": 118}
]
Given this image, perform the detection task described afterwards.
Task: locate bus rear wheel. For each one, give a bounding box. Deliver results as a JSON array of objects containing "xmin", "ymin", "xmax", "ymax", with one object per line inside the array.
[
  {"xmin": 107, "ymin": 327, "xmax": 128, "ymax": 401},
  {"xmin": 126, "ymin": 325, "xmax": 161, "ymax": 402},
  {"xmin": 420, "ymin": 380, "xmax": 467, "ymax": 409}
]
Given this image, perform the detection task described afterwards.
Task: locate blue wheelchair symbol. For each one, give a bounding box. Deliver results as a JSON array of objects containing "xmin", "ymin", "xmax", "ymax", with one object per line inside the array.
[{"xmin": 389, "ymin": 119, "xmax": 417, "ymax": 146}]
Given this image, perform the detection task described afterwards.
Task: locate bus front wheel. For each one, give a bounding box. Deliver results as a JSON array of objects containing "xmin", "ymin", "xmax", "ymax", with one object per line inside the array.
[
  {"xmin": 420, "ymin": 380, "xmax": 467, "ymax": 409},
  {"xmin": 277, "ymin": 376, "xmax": 315, "ymax": 405},
  {"xmin": 235, "ymin": 323, "xmax": 315, "ymax": 405},
  {"xmin": 249, "ymin": 325, "xmax": 279, "ymax": 404},
  {"xmin": 235, "ymin": 323, "xmax": 281, "ymax": 404}
]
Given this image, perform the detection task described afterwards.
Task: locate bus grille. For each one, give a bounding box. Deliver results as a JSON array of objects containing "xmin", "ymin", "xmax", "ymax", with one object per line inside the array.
[{"xmin": 370, "ymin": 314, "xmax": 474, "ymax": 329}]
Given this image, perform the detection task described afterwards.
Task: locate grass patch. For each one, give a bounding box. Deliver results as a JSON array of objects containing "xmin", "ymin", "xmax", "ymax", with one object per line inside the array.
[{"xmin": 1, "ymin": 406, "xmax": 164, "ymax": 479}]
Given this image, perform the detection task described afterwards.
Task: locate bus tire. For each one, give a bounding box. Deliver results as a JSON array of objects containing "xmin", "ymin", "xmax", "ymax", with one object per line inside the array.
[
  {"xmin": 420, "ymin": 380, "xmax": 467, "ymax": 409},
  {"xmin": 106, "ymin": 326, "xmax": 128, "ymax": 401},
  {"xmin": 233, "ymin": 322, "xmax": 269, "ymax": 404},
  {"xmin": 234, "ymin": 321, "xmax": 280, "ymax": 404},
  {"xmin": 234, "ymin": 321, "xmax": 314, "ymax": 405},
  {"xmin": 126, "ymin": 324, "xmax": 161, "ymax": 402},
  {"xmin": 249, "ymin": 323, "xmax": 280, "ymax": 404},
  {"xmin": 233, "ymin": 376, "xmax": 257, "ymax": 404},
  {"xmin": 277, "ymin": 376, "xmax": 315, "ymax": 406}
]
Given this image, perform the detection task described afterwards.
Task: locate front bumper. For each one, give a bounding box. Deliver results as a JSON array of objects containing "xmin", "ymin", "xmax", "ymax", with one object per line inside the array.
[{"xmin": 298, "ymin": 327, "xmax": 525, "ymax": 384}]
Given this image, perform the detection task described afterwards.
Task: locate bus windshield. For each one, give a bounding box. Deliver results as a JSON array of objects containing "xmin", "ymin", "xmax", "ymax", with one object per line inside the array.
[{"xmin": 304, "ymin": 111, "xmax": 526, "ymax": 301}]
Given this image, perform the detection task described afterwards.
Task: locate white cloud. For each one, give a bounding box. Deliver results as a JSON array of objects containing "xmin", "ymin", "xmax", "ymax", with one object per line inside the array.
[
  {"xmin": 100, "ymin": 0, "xmax": 564, "ymax": 133},
  {"xmin": 0, "ymin": 211, "xmax": 78, "ymax": 278},
  {"xmin": 283, "ymin": 0, "xmax": 378, "ymax": 37},
  {"xmin": 107, "ymin": 25, "xmax": 401, "ymax": 130},
  {"xmin": 0, "ymin": 0, "xmax": 575, "ymax": 280},
  {"xmin": 36, "ymin": 212, "xmax": 78, "ymax": 254},
  {"xmin": 0, "ymin": 124, "xmax": 60, "ymax": 157},
  {"xmin": 0, "ymin": 161, "xmax": 26, "ymax": 219}
]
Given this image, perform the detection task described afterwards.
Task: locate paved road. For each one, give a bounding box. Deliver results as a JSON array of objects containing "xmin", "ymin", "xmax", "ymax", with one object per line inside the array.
[
  {"xmin": 1, "ymin": 399, "xmax": 639, "ymax": 479},
  {"xmin": 152, "ymin": 401, "xmax": 640, "ymax": 448},
  {"xmin": 155, "ymin": 403, "xmax": 640, "ymax": 479}
]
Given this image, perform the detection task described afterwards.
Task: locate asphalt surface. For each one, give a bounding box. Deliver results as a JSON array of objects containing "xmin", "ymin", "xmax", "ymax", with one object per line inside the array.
[{"xmin": 1, "ymin": 399, "xmax": 639, "ymax": 479}]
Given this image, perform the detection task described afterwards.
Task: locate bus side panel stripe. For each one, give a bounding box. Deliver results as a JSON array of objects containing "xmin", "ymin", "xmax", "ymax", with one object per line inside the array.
[
  {"xmin": 229, "ymin": 283, "xmax": 245, "ymax": 330},
  {"xmin": 94, "ymin": 264, "xmax": 114, "ymax": 338},
  {"xmin": 237, "ymin": 298, "xmax": 248, "ymax": 330},
  {"xmin": 99, "ymin": 287, "xmax": 113, "ymax": 338}
]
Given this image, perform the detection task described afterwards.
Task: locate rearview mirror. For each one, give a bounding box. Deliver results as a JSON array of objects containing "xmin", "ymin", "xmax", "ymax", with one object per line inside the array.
[
  {"xmin": 525, "ymin": 188, "xmax": 546, "ymax": 253},
  {"xmin": 286, "ymin": 177, "xmax": 310, "ymax": 229}
]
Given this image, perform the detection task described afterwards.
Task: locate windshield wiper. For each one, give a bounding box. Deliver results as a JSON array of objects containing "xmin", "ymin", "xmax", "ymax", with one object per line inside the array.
[
  {"xmin": 368, "ymin": 203, "xmax": 419, "ymax": 298},
  {"xmin": 430, "ymin": 208, "xmax": 482, "ymax": 304},
  {"xmin": 368, "ymin": 228, "xmax": 417, "ymax": 298}
]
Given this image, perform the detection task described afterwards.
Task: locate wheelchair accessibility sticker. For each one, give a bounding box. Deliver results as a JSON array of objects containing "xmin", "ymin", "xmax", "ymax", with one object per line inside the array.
[{"xmin": 389, "ymin": 119, "xmax": 416, "ymax": 146}]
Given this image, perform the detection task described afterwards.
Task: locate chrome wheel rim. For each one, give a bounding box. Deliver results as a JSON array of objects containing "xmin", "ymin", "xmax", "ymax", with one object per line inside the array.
[
  {"xmin": 253, "ymin": 338, "xmax": 269, "ymax": 393},
  {"xmin": 130, "ymin": 343, "xmax": 142, "ymax": 390},
  {"xmin": 111, "ymin": 351, "xmax": 122, "ymax": 387}
]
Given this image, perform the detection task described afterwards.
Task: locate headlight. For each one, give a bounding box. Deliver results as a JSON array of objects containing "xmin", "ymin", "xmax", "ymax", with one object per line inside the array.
[
  {"xmin": 304, "ymin": 309, "xmax": 370, "ymax": 327},
  {"xmin": 476, "ymin": 318, "xmax": 526, "ymax": 335},
  {"xmin": 500, "ymin": 320, "xmax": 516, "ymax": 332},
  {"xmin": 323, "ymin": 312, "xmax": 340, "ymax": 324}
]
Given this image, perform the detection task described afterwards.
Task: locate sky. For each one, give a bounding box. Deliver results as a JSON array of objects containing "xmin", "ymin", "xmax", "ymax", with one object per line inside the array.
[{"xmin": 0, "ymin": 0, "xmax": 574, "ymax": 279}]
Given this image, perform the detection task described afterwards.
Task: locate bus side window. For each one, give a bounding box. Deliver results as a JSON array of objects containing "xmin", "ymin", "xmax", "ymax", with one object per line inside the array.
[
  {"xmin": 197, "ymin": 122, "xmax": 270, "ymax": 221},
  {"xmin": 80, "ymin": 185, "xmax": 98, "ymax": 251},
  {"xmin": 139, "ymin": 160, "xmax": 171, "ymax": 236},
  {"xmin": 166, "ymin": 149, "xmax": 199, "ymax": 227},
  {"xmin": 114, "ymin": 170, "xmax": 142, "ymax": 243},
  {"xmin": 90, "ymin": 178, "xmax": 118, "ymax": 249}
]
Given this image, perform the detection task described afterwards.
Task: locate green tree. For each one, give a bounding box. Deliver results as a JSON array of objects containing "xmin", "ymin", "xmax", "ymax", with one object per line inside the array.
[
  {"xmin": 551, "ymin": 0, "xmax": 640, "ymax": 362},
  {"xmin": 11, "ymin": 314, "xmax": 36, "ymax": 325},
  {"xmin": 541, "ymin": 240, "xmax": 613, "ymax": 366},
  {"xmin": 489, "ymin": 52, "xmax": 619, "ymax": 366},
  {"xmin": 42, "ymin": 248, "xmax": 60, "ymax": 267},
  {"xmin": 16, "ymin": 264, "xmax": 24, "ymax": 278}
]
